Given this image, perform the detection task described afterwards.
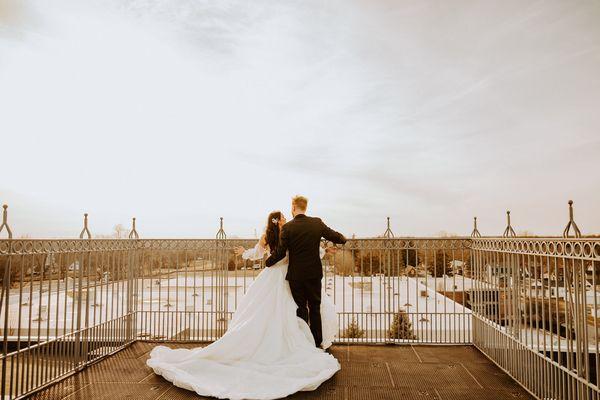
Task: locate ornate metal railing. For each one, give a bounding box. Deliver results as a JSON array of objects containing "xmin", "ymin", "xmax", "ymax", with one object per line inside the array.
[
  {"xmin": 0, "ymin": 236, "xmax": 472, "ymax": 399},
  {"xmin": 139, "ymin": 237, "xmax": 472, "ymax": 344},
  {"xmin": 0, "ymin": 201, "xmax": 597, "ymax": 399},
  {"xmin": 471, "ymin": 237, "xmax": 600, "ymax": 400},
  {"xmin": 328, "ymin": 238, "xmax": 472, "ymax": 344},
  {"xmin": 0, "ymin": 238, "xmax": 139, "ymax": 399}
]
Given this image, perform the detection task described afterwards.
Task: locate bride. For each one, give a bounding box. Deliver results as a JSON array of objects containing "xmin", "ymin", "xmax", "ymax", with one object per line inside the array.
[{"xmin": 146, "ymin": 211, "xmax": 340, "ymax": 400}]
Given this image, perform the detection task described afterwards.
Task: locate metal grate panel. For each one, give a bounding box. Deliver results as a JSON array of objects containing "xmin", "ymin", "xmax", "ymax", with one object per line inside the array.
[
  {"xmin": 435, "ymin": 388, "xmax": 532, "ymax": 400},
  {"xmin": 347, "ymin": 345, "xmax": 420, "ymax": 363},
  {"xmin": 287, "ymin": 386, "xmax": 346, "ymax": 400},
  {"xmin": 460, "ymin": 362, "xmax": 524, "ymax": 390},
  {"xmin": 114, "ymin": 342, "xmax": 156, "ymax": 359},
  {"xmin": 349, "ymin": 387, "xmax": 438, "ymax": 400},
  {"xmin": 331, "ymin": 361, "xmax": 394, "ymax": 387},
  {"xmin": 156, "ymin": 386, "xmax": 215, "ymax": 400},
  {"xmin": 32, "ymin": 345, "xmax": 535, "ymax": 400},
  {"xmin": 62, "ymin": 383, "xmax": 169, "ymax": 400},
  {"xmin": 412, "ymin": 345, "xmax": 488, "ymax": 364},
  {"xmin": 388, "ymin": 362, "xmax": 480, "ymax": 389},
  {"xmin": 326, "ymin": 346, "xmax": 349, "ymax": 362},
  {"xmin": 79, "ymin": 357, "xmax": 154, "ymax": 383},
  {"xmin": 29, "ymin": 377, "xmax": 89, "ymax": 400}
]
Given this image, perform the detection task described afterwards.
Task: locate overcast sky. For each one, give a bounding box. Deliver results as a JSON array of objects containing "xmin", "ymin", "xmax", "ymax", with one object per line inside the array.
[{"xmin": 1, "ymin": 0, "xmax": 599, "ymax": 238}]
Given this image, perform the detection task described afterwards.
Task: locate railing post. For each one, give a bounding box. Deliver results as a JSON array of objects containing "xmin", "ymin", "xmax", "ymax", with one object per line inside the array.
[
  {"xmin": 79, "ymin": 213, "xmax": 92, "ymax": 239},
  {"xmin": 126, "ymin": 217, "xmax": 139, "ymax": 344},
  {"xmin": 216, "ymin": 217, "xmax": 226, "ymax": 240},
  {"xmin": 382, "ymin": 217, "xmax": 394, "ymax": 238},
  {"xmin": 562, "ymin": 200, "xmax": 585, "ymax": 390},
  {"xmin": 0, "ymin": 205, "xmax": 12, "ymax": 240},
  {"xmin": 471, "ymin": 217, "xmax": 482, "ymax": 237},
  {"xmin": 502, "ymin": 210, "xmax": 516, "ymax": 238},
  {"xmin": 0, "ymin": 204, "xmax": 13, "ymax": 399},
  {"xmin": 75, "ymin": 213, "xmax": 91, "ymax": 369},
  {"xmin": 215, "ymin": 218, "xmax": 228, "ymax": 337},
  {"xmin": 128, "ymin": 217, "xmax": 139, "ymax": 240},
  {"xmin": 562, "ymin": 200, "xmax": 582, "ymax": 238},
  {"xmin": 468, "ymin": 216, "xmax": 478, "ymax": 345},
  {"xmin": 381, "ymin": 218, "xmax": 394, "ymax": 342}
]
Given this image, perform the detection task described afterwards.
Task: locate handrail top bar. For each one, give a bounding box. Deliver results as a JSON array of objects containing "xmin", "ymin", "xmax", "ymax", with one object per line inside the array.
[{"xmin": 0, "ymin": 236, "xmax": 597, "ymax": 241}]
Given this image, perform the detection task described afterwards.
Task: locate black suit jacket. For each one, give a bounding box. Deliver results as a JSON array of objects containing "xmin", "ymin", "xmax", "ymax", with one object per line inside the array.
[{"xmin": 265, "ymin": 214, "xmax": 346, "ymax": 281}]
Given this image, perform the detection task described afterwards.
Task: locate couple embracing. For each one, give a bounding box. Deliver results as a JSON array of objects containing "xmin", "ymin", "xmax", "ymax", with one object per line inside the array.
[{"xmin": 147, "ymin": 195, "xmax": 347, "ymax": 400}]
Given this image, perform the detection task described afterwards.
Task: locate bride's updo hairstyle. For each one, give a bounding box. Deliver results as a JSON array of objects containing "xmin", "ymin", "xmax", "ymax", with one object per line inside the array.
[{"xmin": 265, "ymin": 211, "xmax": 283, "ymax": 253}]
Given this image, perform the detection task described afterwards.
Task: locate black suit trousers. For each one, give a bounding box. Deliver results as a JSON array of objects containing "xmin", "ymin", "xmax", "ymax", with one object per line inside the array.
[{"xmin": 288, "ymin": 278, "xmax": 322, "ymax": 347}]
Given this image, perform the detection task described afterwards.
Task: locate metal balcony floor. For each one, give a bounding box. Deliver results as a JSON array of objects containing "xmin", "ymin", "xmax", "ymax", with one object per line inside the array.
[{"xmin": 31, "ymin": 343, "xmax": 533, "ymax": 400}]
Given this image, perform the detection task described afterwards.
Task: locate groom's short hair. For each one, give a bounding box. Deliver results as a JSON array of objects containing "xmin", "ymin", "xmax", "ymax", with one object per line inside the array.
[{"xmin": 292, "ymin": 195, "xmax": 308, "ymax": 211}]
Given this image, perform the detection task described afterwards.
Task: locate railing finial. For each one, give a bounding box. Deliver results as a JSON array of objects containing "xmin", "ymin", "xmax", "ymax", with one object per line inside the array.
[
  {"xmin": 471, "ymin": 216, "xmax": 481, "ymax": 238},
  {"xmin": 216, "ymin": 217, "xmax": 226, "ymax": 239},
  {"xmin": 0, "ymin": 204, "xmax": 13, "ymax": 239},
  {"xmin": 383, "ymin": 216, "xmax": 394, "ymax": 238},
  {"xmin": 563, "ymin": 200, "xmax": 582, "ymax": 238},
  {"xmin": 502, "ymin": 210, "xmax": 516, "ymax": 237},
  {"xmin": 128, "ymin": 217, "xmax": 139, "ymax": 239},
  {"xmin": 79, "ymin": 213, "xmax": 92, "ymax": 239}
]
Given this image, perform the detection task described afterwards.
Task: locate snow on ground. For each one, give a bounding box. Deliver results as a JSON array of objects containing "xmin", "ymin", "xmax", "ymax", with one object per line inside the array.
[{"xmin": 2, "ymin": 271, "xmax": 471, "ymax": 342}]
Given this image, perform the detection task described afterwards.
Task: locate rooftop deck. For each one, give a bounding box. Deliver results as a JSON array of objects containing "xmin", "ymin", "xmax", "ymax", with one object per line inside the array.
[
  {"xmin": 31, "ymin": 342, "xmax": 533, "ymax": 400},
  {"xmin": 2, "ymin": 233, "xmax": 598, "ymax": 399}
]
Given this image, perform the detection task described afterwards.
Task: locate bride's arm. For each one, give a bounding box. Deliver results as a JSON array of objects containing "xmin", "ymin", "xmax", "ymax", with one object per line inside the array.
[
  {"xmin": 320, "ymin": 246, "xmax": 326, "ymax": 259},
  {"xmin": 235, "ymin": 235, "xmax": 268, "ymax": 261}
]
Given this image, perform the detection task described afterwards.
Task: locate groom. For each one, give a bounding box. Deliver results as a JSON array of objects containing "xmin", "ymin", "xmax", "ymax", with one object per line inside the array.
[{"xmin": 266, "ymin": 195, "xmax": 346, "ymax": 348}]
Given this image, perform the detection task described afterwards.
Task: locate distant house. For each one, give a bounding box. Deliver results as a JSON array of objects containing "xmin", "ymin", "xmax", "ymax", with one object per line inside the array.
[
  {"xmin": 586, "ymin": 263, "xmax": 600, "ymax": 285},
  {"xmin": 427, "ymin": 276, "xmax": 475, "ymax": 307},
  {"xmin": 68, "ymin": 261, "xmax": 80, "ymax": 272},
  {"xmin": 525, "ymin": 278, "xmax": 555, "ymax": 297},
  {"xmin": 45, "ymin": 253, "xmax": 57, "ymax": 273},
  {"xmin": 486, "ymin": 264, "xmax": 511, "ymax": 286},
  {"xmin": 448, "ymin": 260, "xmax": 464, "ymax": 275}
]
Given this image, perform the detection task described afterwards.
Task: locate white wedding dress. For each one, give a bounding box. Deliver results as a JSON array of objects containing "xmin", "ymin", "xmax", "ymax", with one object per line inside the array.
[{"xmin": 146, "ymin": 244, "xmax": 340, "ymax": 400}]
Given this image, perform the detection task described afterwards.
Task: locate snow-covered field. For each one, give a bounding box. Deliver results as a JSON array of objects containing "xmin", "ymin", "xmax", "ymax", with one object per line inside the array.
[{"xmin": 2, "ymin": 271, "xmax": 471, "ymax": 342}]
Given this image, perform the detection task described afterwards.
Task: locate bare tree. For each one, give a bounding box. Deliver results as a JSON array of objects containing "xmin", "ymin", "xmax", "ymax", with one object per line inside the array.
[
  {"xmin": 113, "ymin": 224, "xmax": 126, "ymax": 239},
  {"xmin": 517, "ymin": 230, "xmax": 535, "ymax": 237}
]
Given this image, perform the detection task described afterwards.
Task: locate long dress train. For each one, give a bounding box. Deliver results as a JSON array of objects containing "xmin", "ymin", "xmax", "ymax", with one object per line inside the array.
[{"xmin": 146, "ymin": 245, "xmax": 339, "ymax": 400}]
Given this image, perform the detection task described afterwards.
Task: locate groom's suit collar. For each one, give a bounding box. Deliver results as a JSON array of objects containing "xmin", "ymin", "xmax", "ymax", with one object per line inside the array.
[{"xmin": 294, "ymin": 213, "xmax": 307, "ymax": 219}]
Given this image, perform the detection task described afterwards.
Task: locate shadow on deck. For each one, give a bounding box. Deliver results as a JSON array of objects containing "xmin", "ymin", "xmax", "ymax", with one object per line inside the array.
[{"xmin": 31, "ymin": 343, "xmax": 533, "ymax": 400}]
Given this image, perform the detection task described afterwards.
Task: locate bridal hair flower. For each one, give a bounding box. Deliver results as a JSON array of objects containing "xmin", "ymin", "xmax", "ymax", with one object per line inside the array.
[{"xmin": 271, "ymin": 218, "xmax": 279, "ymax": 224}]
